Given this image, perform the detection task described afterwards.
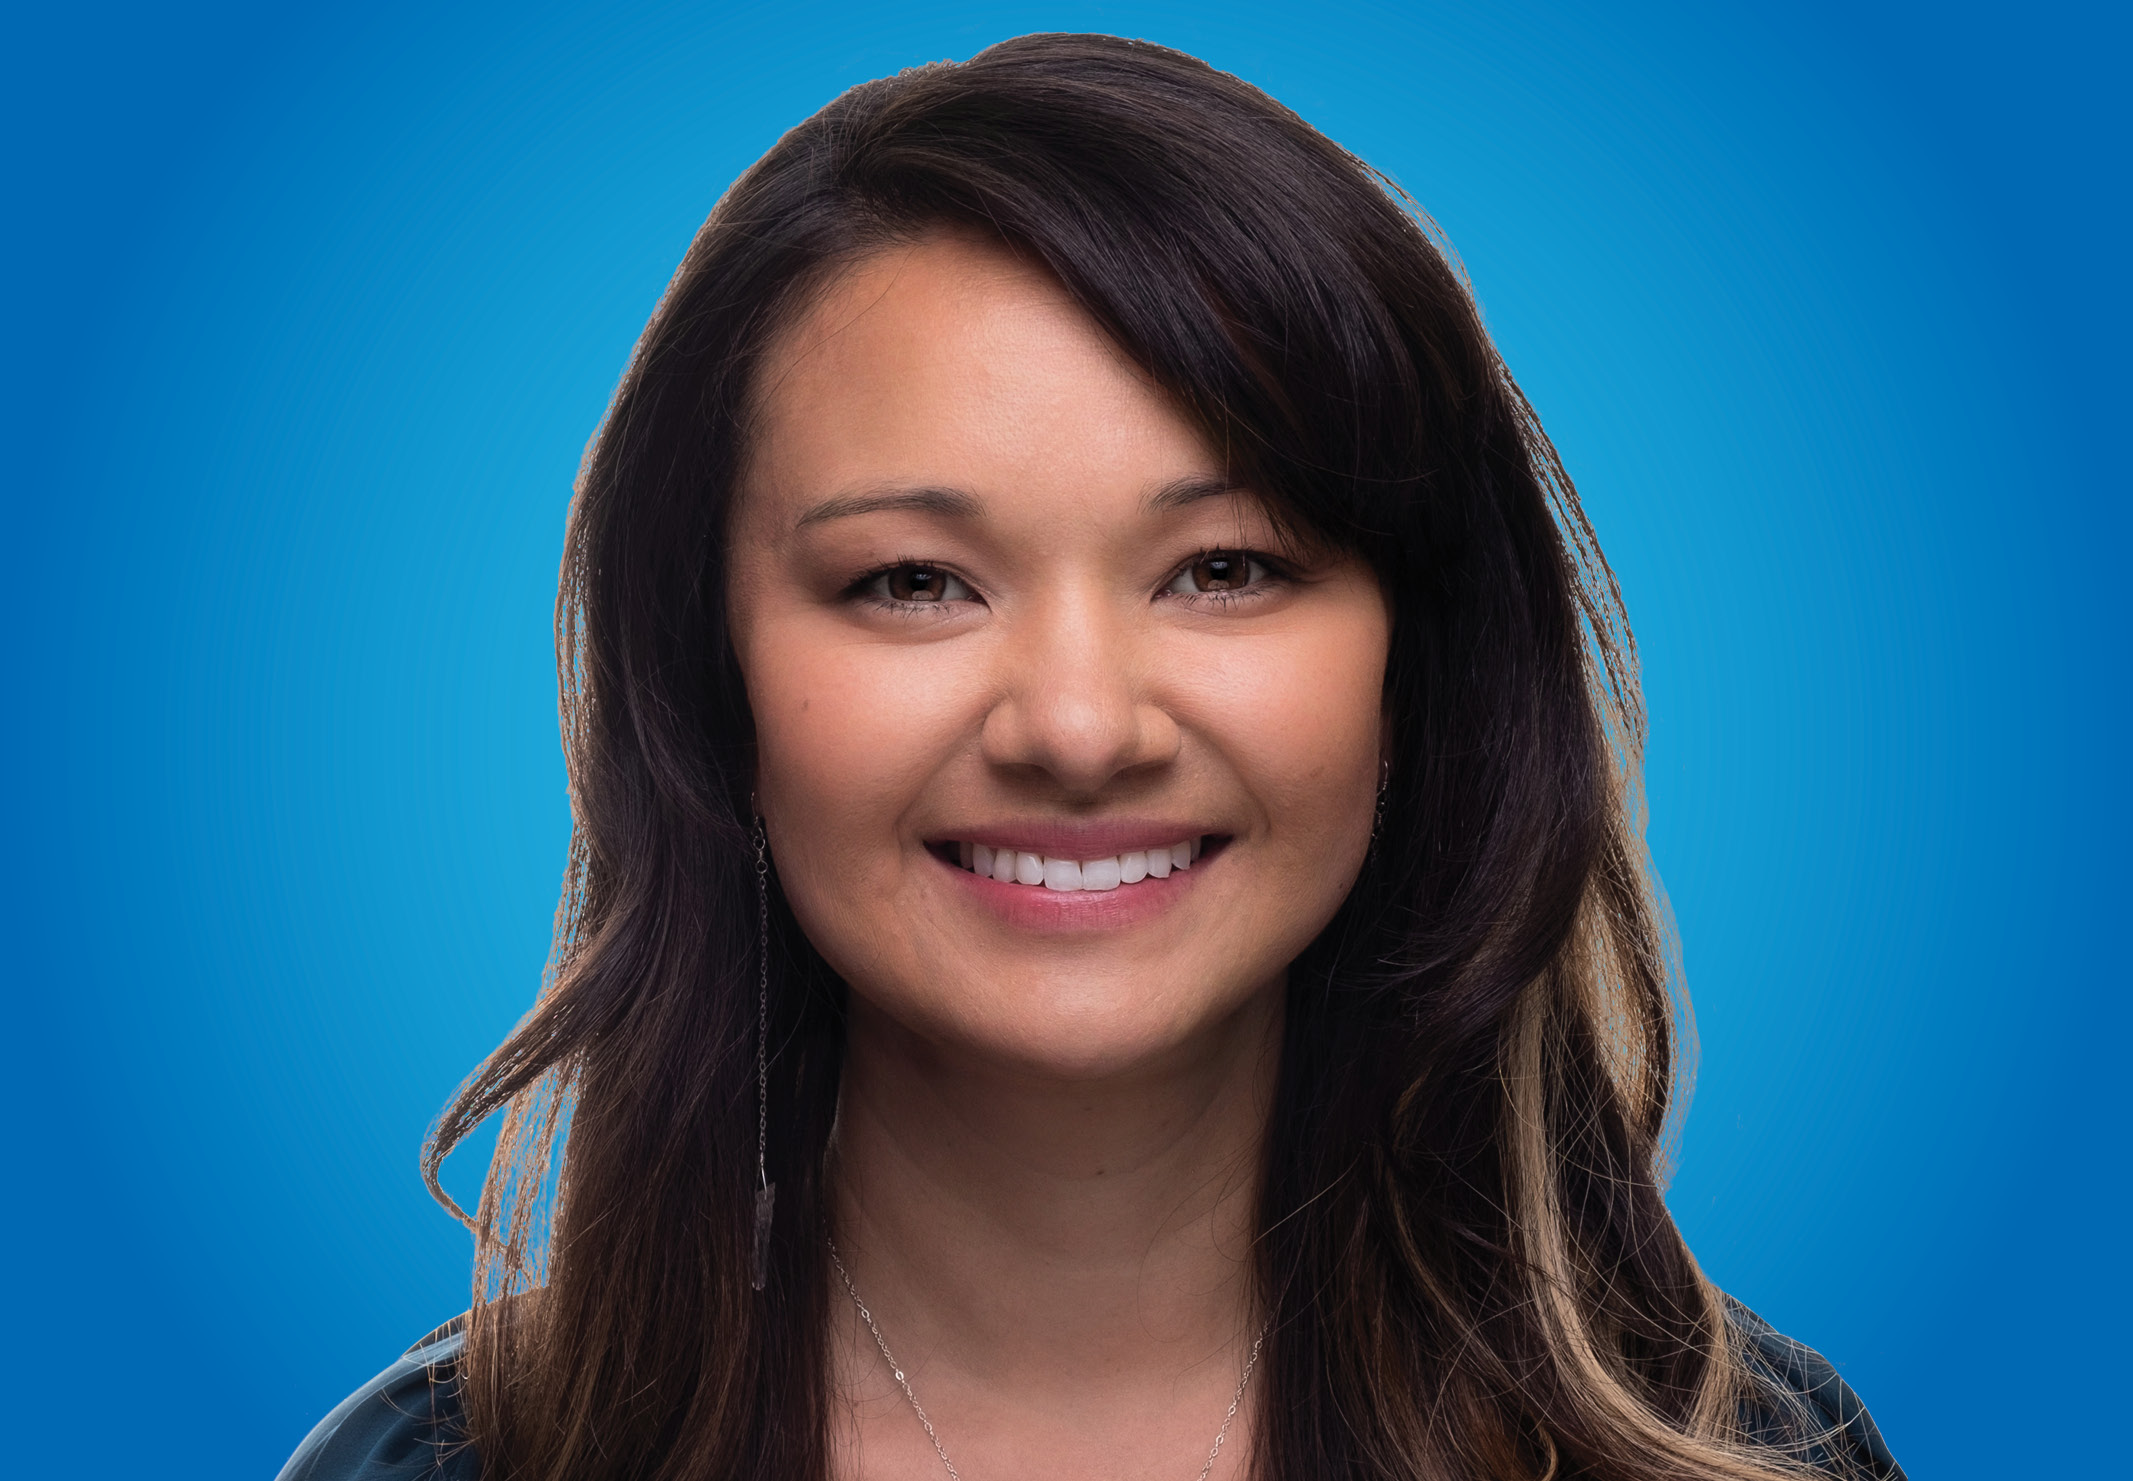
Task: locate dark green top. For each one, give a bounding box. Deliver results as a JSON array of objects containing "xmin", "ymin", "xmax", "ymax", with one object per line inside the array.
[{"xmin": 277, "ymin": 1301, "xmax": 1903, "ymax": 1480}]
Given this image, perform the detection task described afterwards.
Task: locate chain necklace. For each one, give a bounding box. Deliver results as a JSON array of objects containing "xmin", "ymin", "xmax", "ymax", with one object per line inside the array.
[{"xmin": 827, "ymin": 1239, "xmax": 1267, "ymax": 1481}]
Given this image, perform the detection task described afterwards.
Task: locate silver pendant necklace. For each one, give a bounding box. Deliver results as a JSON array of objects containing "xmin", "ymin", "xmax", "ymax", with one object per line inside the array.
[{"xmin": 828, "ymin": 1238, "xmax": 1267, "ymax": 1481}]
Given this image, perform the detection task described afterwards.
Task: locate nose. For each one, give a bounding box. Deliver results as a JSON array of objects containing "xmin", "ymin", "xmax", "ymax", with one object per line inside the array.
[{"xmin": 980, "ymin": 585, "xmax": 1180, "ymax": 794}]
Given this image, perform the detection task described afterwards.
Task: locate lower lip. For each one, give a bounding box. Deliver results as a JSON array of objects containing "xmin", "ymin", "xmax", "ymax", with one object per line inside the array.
[{"xmin": 935, "ymin": 849, "xmax": 1209, "ymax": 933}]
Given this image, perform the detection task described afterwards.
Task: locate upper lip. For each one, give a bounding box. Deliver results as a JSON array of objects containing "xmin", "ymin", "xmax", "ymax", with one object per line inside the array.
[{"xmin": 927, "ymin": 819, "xmax": 1221, "ymax": 859}]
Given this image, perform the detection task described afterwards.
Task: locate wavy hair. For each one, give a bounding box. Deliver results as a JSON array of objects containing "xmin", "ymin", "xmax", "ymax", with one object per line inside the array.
[{"xmin": 426, "ymin": 33, "xmax": 1852, "ymax": 1481}]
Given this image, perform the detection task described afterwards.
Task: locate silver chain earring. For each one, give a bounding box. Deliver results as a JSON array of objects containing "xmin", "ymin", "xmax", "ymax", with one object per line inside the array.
[
  {"xmin": 751, "ymin": 811, "xmax": 776, "ymax": 1292},
  {"xmin": 1369, "ymin": 759, "xmax": 1390, "ymax": 858}
]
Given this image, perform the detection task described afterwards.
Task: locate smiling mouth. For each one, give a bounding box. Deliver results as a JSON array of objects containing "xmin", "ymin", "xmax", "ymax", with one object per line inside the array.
[{"xmin": 927, "ymin": 835, "xmax": 1225, "ymax": 892}]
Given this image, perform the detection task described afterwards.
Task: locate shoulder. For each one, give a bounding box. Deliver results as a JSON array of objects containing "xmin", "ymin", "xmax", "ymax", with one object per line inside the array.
[
  {"xmin": 277, "ymin": 1317, "xmax": 478, "ymax": 1481},
  {"xmin": 1724, "ymin": 1297, "xmax": 1905, "ymax": 1480},
  {"xmin": 282, "ymin": 1305, "xmax": 1896, "ymax": 1481}
]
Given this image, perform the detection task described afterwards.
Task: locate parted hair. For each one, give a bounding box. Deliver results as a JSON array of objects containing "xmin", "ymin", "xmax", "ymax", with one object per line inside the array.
[{"xmin": 425, "ymin": 32, "xmax": 1854, "ymax": 1481}]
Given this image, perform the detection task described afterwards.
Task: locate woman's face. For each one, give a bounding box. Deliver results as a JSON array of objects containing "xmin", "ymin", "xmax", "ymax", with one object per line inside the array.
[{"xmin": 728, "ymin": 233, "xmax": 1389, "ymax": 1079}]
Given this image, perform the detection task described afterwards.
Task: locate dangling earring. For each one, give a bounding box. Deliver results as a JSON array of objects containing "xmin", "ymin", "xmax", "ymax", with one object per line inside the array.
[
  {"xmin": 1369, "ymin": 759, "xmax": 1390, "ymax": 860},
  {"xmin": 751, "ymin": 810, "xmax": 776, "ymax": 1293}
]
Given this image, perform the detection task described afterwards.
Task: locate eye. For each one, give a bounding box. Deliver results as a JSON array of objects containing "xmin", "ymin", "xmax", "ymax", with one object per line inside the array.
[
  {"xmin": 1164, "ymin": 550, "xmax": 1278, "ymax": 598},
  {"xmin": 857, "ymin": 563, "xmax": 976, "ymax": 606}
]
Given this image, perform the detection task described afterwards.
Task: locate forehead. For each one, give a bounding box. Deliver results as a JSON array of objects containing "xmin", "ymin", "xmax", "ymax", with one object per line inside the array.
[{"xmin": 739, "ymin": 233, "xmax": 1221, "ymax": 529}]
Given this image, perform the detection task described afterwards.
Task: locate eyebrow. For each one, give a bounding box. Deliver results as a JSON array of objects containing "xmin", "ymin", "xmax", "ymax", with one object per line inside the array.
[
  {"xmin": 795, "ymin": 486, "xmax": 984, "ymax": 528},
  {"xmin": 792, "ymin": 474, "xmax": 1254, "ymax": 529},
  {"xmin": 1145, "ymin": 474, "xmax": 1251, "ymax": 513}
]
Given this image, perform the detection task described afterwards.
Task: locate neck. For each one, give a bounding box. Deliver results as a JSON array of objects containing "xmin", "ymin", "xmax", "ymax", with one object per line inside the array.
[{"xmin": 829, "ymin": 983, "xmax": 1282, "ymax": 1393}]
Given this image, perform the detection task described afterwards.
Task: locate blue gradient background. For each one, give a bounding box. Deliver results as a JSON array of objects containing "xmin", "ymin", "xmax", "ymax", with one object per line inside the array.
[{"xmin": 3, "ymin": 3, "xmax": 2122, "ymax": 1476}]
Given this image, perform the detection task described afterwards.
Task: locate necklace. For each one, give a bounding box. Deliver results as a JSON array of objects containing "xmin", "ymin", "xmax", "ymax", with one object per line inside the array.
[{"xmin": 827, "ymin": 1239, "xmax": 1267, "ymax": 1481}]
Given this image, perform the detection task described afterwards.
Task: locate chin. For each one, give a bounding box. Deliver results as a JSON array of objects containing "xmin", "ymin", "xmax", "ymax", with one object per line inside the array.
[{"xmin": 881, "ymin": 973, "xmax": 1279, "ymax": 1084}]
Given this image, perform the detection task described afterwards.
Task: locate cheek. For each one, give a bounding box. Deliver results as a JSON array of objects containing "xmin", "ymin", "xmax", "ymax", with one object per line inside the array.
[
  {"xmin": 743, "ymin": 617, "xmax": 974, "ymax": 883},
  {"xmin": 753, "ymin": 659, "xmax": 901, "ymax": 820},
  {"xmin": 1179, "ymin": 613, "xmax": 1388, "ymax": 843}
]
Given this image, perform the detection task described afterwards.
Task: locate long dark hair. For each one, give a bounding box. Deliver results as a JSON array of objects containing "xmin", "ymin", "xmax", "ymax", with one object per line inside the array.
[{"xmin": 426, "ymin": 33, "xmax": 1838, "ymax": 1481}]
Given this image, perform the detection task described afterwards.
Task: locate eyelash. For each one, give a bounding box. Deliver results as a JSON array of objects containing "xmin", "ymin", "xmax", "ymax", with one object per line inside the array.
[
  {"xmin": 1165, "ymin": 548, "xmax": 1294, "ymax": 607},
  {"xmin": 842, "ymin": 549, "xmax": 1294, "ymax": 616},
  {"xmin": 842, "ymin": 557, "xmax": 979, "ymax": 617}
]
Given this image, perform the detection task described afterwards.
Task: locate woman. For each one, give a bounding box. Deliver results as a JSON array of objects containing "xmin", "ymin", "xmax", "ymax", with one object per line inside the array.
[{"xmin": 282, "ymin": 33, "xmax": 1903, "ymax": 1481}]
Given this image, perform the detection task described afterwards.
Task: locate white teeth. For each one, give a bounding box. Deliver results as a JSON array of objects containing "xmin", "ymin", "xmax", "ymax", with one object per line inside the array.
[{"xmin": 958, "ymin": 838, "xmax": 1205, "ymax": 890}]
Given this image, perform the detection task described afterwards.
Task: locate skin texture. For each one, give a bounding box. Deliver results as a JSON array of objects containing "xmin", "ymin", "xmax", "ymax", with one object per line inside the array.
[{"xmin": 726, "ymin": 233, "xmax": 1389, "ymax": 1481}]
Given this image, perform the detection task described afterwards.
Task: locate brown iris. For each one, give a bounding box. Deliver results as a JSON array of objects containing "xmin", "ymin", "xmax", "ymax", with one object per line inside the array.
[
  {"xmin": 885, "ymin": 565, "xmax": 952, "ymax": 601},
  {"xmin": 1185, "ymin": 551, "xmax": 1254, "ymax": 592}
]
